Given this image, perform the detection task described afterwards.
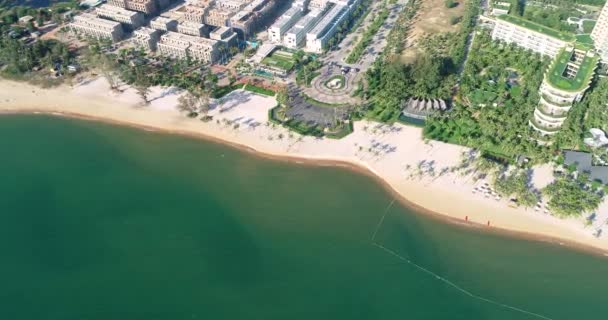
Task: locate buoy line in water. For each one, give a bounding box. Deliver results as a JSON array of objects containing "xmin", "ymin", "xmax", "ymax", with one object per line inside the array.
[{"xmin": 371, "ymin": 200, "xmax": 555, "ymax": 320}]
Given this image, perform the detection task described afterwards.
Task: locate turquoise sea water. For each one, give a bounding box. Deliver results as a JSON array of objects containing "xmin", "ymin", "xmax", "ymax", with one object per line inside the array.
[{"xmin": 1, "ymin": 115, "xmax": 607, "ymax": 320}]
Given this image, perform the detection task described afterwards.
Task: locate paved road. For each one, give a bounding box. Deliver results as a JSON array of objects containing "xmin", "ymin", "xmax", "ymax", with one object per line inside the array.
[{"xmin": 306, "ymin": 0, "xmax": 409, "ymax": 104}]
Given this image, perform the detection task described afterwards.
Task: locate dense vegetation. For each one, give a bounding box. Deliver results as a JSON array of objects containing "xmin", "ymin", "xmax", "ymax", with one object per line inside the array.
[
  {"xmin": 544, "ymin": 174, "xmax": 604, "ymax": 217},
  {"xmin": 424, "ymin": 32, "xmax": 553, "ymax": 161},
  {"xmin": 494, "ymin": 169, "xmax": 538, "ymax": 207},
  {"xmin": 81, "ymin": 40, "xmax": 218, "ymax": 103},
  {"xmin": 0, "ymin": 37, "xmax": 72, "ymax": 78},
  {"xmin": 363, "ymin": 0, "xmax": 479, "ymax": 122}
]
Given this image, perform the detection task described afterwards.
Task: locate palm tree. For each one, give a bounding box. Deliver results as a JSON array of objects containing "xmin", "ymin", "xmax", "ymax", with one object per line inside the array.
[
  {"xmin": 177, "ymin": 92, "xmax": 199, "ymax": 116},
  {"xmin": 135, "ymin": 84, "xmax": 150, "ymax": 105}
]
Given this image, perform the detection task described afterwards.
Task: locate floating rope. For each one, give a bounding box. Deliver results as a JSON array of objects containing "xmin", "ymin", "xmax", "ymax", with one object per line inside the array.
[{"xmin": 371, "ymin": 201, "xmax": 555, "ymax": 320}]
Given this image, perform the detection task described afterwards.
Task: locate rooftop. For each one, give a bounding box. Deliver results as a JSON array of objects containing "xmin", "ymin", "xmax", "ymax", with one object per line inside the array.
[
  {"xmin": 546, "ymin": 48, "xmax": 598, "ymax": 92},
  {"xmin": 564, "ymin": 151, "xmax": 608, "ymax": 183},
  {"xmin": 497, "ymin": 14, "xmax": 575, "ymax": 42}
]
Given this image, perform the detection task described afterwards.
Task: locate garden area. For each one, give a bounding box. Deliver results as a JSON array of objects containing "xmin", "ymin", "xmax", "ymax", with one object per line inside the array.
[
  {"xmin": 261, "ymin": 50, "xmax": 296, "ymax": 72},
  {"xmin": 423, "ymin": 31, "xmax": 552, "ymax": 161}
]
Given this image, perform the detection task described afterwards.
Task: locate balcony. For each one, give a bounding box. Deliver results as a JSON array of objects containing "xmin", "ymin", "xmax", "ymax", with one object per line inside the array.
[
  {"xmin": 536, "ymin": 103, "xmax": 569, "ymax": 119},
  {"xmin": 529, "ymin": 118, "xmax": 561, "ymax": 135},
  {"xmin": 540, "ymin": 93, "xmax": 572, "ymax": 108}
]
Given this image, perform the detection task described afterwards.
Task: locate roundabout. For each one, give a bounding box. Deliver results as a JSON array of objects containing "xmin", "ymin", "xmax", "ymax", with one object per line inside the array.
[{"xmin": 305, "ymin": 69, "xmax": 362, "ymax": 105}]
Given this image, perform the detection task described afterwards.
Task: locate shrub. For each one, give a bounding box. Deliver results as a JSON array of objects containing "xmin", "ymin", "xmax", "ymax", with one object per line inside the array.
[
  {"xmin": 445, "ymin": 0, "xmax": 457, "ymax": 8},
  {"xmin": 450, "ymin": 16, "xmax": 462, "ymax": 25}
]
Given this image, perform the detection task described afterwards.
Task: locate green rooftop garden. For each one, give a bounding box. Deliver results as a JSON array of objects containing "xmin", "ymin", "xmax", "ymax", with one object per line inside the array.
[
  {"xmin": 261, "ymin": 51, "xmax": 296, "ymax": 71},
  {"xmin": 546, "ymin": 49, "xmax": 598, "ymax": 92},
  {"xmin": 493, "ymin": 2, "xmax": 511, "ymax": 11},
  {"xmin": 498, "ymin": 15, "xmax": 575, "ymax": 42},
  {"xmin": 575, "ymin": 34, "xmax": 595, "ymax": 50}
]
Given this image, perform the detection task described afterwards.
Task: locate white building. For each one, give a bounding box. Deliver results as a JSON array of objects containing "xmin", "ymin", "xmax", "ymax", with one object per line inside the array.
[
  {"xmin": 491, "ymin": 1, "xmax": 511, "ymax": 16},
  {"xmin": 157, "ymin": 31, "xmax": 220, "ymax": 63},
  {"xmin": 210, "ymin": 26, "xmax": 238, "ymax": 47},
  {"xmin": 70, "ymin": 13, "xmax": 124, "ymax": 42},
  {"xmin": 530, "ymin": 48, "xmax": 598, "ymax": 135},
  {"xmin": 132, "ymin": 27, "xmax": 161, "ymax": 50},
  {"xmin": 283, "ymin": 9, "xmax": 322, "ymax": 49},
  {"xmin": 216, "ymin": 0, "xmax": 246, "ymax": 10},
  {"xmin": 267, "ymin": 5, "xmax": 303, "ymax": 43},
  {"xmin": 308, "ymin": 0, "xmax": 330, "ymax": 9},
  {"xmin": 96, "ymin": 4, "xmax": 145, "ymax": 29},
  {"xmin": 491, "ymin": 15, "xmax": 573, "ymax": 58},
  {"xmin": 177, "ymin": 21, "xmax": 207, "ymax": 37},
  {"xmin": 182, "ymin": 4, "xmax": 209, "ymax": 24},
  {"xmin": 591, "ymin": 2, "xmax": 608, "ymax": 62},
  {"xmin": 150, "ymin": 16, "xmax": 178, "ymax": 31},
  {"xmin": 305, "ymin": 2, "xmax": 348, "ymax": 53}
]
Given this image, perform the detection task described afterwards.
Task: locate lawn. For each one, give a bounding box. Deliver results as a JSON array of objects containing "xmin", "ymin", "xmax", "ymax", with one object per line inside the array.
[
  {"xmin": 261, "ymin": 51, "xmax": 296, "ymax": 71},
  {"xmin": 244, "ymin": 84, "xmax": 275, "ymax": 96},
  {"xmin": 546, "ymin": 49, "xmax": 598, "ymax": 92},
  {"xmin": 303, "ymin": 94, "xmax": 346, "ymax": 108},
  {"xmin": 497, "ymin": 14, "xmax": 575, "ymax": 42},
  {"xmin": 583, "ymin": 20, "xmax": 596, "ymax": 34}
]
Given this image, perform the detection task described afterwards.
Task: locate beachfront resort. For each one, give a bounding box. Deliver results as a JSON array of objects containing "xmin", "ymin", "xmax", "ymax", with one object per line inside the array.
[{"xmin": 3, "ymin": 0, "xmax": 608, "ymax": 245}]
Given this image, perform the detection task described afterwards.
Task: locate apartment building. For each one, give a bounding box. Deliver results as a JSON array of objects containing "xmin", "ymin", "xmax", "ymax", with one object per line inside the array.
[
  {"xmin": 150, "ymin": 16, "xmax": 178, "ymax": 31},
  {"xmin": 491, "ymin": 15, "xmax": 573, "ymax": 58},
  {"xmin": 70, "ymin": 13, "xmax": 124, "ymax": 42},
  {"xmin": 306, "ymin": 0, "xmax": 358, "ymax": 53},
  {"xmin": 216, "ymin": 0, "xmax": 246, "ymax": 10},
  {"xmin": 308, "ymin": 0, "xmax": 329, "ymax": 9},
  {"xmin": 230, "ymin": 0, "xmax": 279, "ymax": 37},
  {"xmin": 591, "ymin": 2, "xmax": 608, "ymax": 61},
  {"xmin": 283, "ymin": 9, "xmax": 322, "ymax": 49},
  {"xmin": 96, "ymin": 4, "xmax": 145, "ymax": 29},
  {"xmin": 183, "ymin": 4, "xmax": 209, "ymax": 24},
  {"xmin": 132, "ymin": 27, "xmax": 161, "ymax": 50},
  {"xmin": 157, "ymin": 31, "xmax": 219, "ymax": 63},
  {"xmin": 268, "ymin": 5, "xmax": 303, "ymax": 43},
  {"xmin": 530, "ymin": 48, "xmax": 598, "ymax": 135},
  {"xmin": 205, "ymin": 8, "xmax": 235, "ymax": 27},
  {"xmin": 178, "ymin": 21, "xmax": 207, "ymax": 37},
  {"xmin": 108, "ymin": 0, "xmax": 157, "ymax": 15}
]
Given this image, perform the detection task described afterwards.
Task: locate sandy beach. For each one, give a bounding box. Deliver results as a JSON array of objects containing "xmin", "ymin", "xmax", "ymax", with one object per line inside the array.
[{"xmin": 2, "ymin": 78, "xmax": 608, "ymax": 255}]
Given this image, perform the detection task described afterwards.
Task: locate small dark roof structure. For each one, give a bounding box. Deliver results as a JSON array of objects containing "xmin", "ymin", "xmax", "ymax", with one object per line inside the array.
[{"xmin": 563, "ymin": 150, "xmax": 608, "ymax": 183}]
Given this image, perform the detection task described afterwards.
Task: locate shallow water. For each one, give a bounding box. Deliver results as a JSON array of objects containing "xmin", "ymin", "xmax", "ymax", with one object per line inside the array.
[{"xmin": 1, "ymin": 115, "xmax": 607, "ymax": 320}]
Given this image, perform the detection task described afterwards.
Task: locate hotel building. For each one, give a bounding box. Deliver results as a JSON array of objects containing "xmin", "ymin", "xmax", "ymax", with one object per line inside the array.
[
  {"xmin": 216, "ymin": 0, "xmax": 246, "ymax": 10},
  {"xmin": 150, "ymin": 16, "xmax": 178, "ymax": 31},
  {"xmin": 183, "ymin": 4, "xmax": 210, "ymax": 24},
  {"xmin": 491, "ymin": 14, "xmax": 573, "ymax": 58},
  {"xmin": 205, "ymin": 8, "xmax": 235, "ymax": 27},
  {"xmin": 70, "ymin": 13, "xmax": 124, "ymax": 42},
  {"xmin": 157, "ymin": 31, "xmax": 220, "ymax": 63},
  {"xmin": 230, "ymin": 0, "xmax": 279, "ymax": 37},
  {"xmin": 178, "ymin": 21, "xmax": 207, "ymax": 37},
  {"xmin": 591, "ymin": 2, "xmax": 608, "ymax": 62},
  {"xmin": 108, "ymin": 0, "xmax": 158, "ymax": 15},
  {"xmin": 305, "ymin": 0, "xmax": 359, "ymax": 53},
  {"xmin": 268, "ymin": 5, "xmax": 303, "ymax": 43},
  {"xmin": 132, "ymin": 27, "xmax": 161, "ymax": 50},
  {"xmin": 96, "ymin": 4, "xmax": 145, "ymax": 29},
  {"xmin": 283, "ymin": 9, "xmax": 322, "ymax": 49},
  {"xmin": 530, "ymin": 48, "xmax": 598, "ymax": 135}
]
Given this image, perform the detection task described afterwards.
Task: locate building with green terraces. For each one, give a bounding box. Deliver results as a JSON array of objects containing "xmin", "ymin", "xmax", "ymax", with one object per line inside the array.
[
  {"xmin": 490, "ymin": 13, "xmax": 602, "ymax": 136},
  {"xmin": 492, "ymin": 14, "xmax": 575, "ymax": 58},
  {"xmin": 530, "ymin": 47, "xmax": 599, "ymax": 135}
]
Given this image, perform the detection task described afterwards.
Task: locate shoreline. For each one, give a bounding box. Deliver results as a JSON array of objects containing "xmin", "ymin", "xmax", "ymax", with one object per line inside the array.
[{"xmin": 2, "ymin": 78, "xmax": 608, "ymax": 257}]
